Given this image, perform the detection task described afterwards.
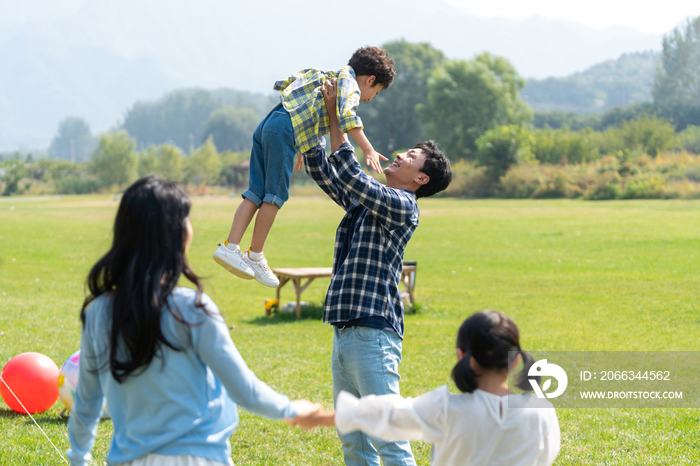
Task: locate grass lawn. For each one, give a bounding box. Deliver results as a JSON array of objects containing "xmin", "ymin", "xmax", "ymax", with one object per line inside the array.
[{"xmin": 1, "ymin": 194, "xmax": 699, "ymax": 465}]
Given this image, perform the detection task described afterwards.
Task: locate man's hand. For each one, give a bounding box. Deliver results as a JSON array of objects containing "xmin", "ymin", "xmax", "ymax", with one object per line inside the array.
[
  {"xmin": 321, "ymin": 78, "xmax": 337, "ymax": 115},
  {"xmin": 295, "ymin": 153, "xmax": 303, "ymax": 170}
]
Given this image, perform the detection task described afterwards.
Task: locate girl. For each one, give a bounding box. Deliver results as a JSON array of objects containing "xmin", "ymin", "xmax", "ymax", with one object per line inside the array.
[
  {"xmin": 67, "ymin": 175, "xmax": 317, "ymax": 466},
  {"xmin": 289, "ymin": 310, "xmax": 560, "ymax": 466}
]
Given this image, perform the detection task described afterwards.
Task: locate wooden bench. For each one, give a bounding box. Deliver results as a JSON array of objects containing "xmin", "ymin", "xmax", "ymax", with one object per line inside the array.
[{"xmin": 271, "ymin": 262, "xmax": 418, "ymax": 318}]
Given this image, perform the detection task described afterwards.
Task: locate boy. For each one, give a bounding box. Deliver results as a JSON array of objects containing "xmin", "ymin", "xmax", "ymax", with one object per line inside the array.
[{"xmin": 213, "ymin": 46, "xmax": 396, "ymax": 287}]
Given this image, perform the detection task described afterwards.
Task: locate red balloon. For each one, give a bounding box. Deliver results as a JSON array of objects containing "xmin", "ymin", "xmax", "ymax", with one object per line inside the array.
[{"xmin": 0, "ymin": 352, "xmax": 59, "ymax": 414}]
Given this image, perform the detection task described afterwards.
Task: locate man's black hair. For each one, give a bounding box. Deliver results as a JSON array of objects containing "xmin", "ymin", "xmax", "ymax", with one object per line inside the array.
[{"xmin": 415, "ymin": 140, "xmax": 452, "ymax": 198}]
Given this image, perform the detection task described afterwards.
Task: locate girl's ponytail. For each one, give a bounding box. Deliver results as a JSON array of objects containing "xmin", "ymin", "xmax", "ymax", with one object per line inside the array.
[
  {"xmin": 451, "ymin": 350, "xmax": 479, "ymax": 393},
  {"xmin": 515, "ymin": 349, "xmax": 539, "ymax": 392}
]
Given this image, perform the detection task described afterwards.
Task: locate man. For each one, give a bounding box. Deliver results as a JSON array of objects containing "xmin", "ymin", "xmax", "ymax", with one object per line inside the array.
[{"xmin": 304, "ymin": 79, "xmax": 452, "ymax": 465}]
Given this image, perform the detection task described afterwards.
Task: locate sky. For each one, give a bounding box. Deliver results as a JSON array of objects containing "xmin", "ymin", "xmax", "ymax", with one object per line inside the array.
[
  {"xmin": 1, "ymin": 0, "xmax": 699, "ymax": 34},
  {"xmin": 445, "ymin": 0, "xmax": 700, "ymax": 34}
]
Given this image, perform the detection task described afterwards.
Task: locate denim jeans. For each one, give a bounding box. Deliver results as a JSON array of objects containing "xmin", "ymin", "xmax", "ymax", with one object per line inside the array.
[
  {"xmin": 242, "ymin": 103, "xmax": 296, "ymax": 209},
  {"xmin": 332, "ymin": 326, "xmax": 416, "ymax": 466}
]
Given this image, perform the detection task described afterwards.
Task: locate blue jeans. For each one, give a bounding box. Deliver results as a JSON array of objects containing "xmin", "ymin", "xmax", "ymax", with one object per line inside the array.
[
  {"xmin": 332, "ymin": 326, "xmax": 416, "ymax": 466},
  {"xmin": 242, "ymin": 103, "xmax": 296, "ymax": 209}
]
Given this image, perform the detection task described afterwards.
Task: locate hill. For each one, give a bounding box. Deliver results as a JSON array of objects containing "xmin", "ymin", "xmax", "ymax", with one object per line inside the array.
[{"xmin": 522, "ymin": 51, "xmax": 659, "ymax": 113}]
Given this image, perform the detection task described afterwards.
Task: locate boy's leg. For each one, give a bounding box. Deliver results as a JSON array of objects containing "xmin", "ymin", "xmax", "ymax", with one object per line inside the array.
[
  {"xmin": 241, "ymin": 104, "xmax": 294, "ymax": 287},
  {"xmin": 227, "ymin": 198, "xmax": 258, "ymax": 246},
  {"xmin": 229, "ymin": 105, "xmax": 271, "ymax": 244},
  {"xmin": 333, "ymin": 326, "xmax": 416, "ymax": 466},
  {"xmin": 214, "ymin": 109, "xmax": 270, "ymax": 279},
  {"xmin": 250, "ymin": 202, "xmax": 279, "ymax": 253}
]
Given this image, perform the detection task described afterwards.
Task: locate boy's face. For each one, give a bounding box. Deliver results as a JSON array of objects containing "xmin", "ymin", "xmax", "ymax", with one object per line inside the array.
[{"xmin": 357, "ymin": 75, "xmax": 384, "ymax": 102}]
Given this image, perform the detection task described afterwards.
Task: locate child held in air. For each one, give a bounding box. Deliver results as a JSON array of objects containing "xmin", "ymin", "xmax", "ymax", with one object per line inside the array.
[{"xmin": 213, "ymin": 46, "xmax": 395, "ymax": 288}]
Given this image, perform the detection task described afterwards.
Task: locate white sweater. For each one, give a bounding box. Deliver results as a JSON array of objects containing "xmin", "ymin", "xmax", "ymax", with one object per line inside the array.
[{"xmin": 335, "ymin": 386, "xmax": 560, "ymax": 466}]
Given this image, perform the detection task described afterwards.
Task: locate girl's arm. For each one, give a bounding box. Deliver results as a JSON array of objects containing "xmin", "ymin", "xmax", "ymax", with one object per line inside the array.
[
  {"xmin": 66, "ymin": 315, "xmax": 105, "ymax": 466},
  {"xmin": 194, "ymin": 296, "xmax": 298, "ymax": 420},
  {"xmin": 334, "ymin": 387, "xmax": 449, "ymax": 443}
]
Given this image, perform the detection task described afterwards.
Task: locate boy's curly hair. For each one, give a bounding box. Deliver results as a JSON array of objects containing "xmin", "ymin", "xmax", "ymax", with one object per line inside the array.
[{"xmin": 348, "ymin": 46, "xmax": 396, "ymax": 88}]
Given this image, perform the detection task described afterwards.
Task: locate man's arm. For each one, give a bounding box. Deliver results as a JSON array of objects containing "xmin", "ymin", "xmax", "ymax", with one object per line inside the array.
[
  {"xmin": 325, "ymin": 80, "xmax": 349, "ymax": 153},
  {"xmin": 303, "ymin": 144, "xmax": 354, "ymax": 211},
  {"xmin": 335, "ymin": 72, "xmax": 386, "ymax": 173},
  {"xmin": 302, "ymin": 85, "xmax": 353, "ymax": 211},
  {"xmin": 322, "ymin": 80, "xmax": 417, "ymax": 230}
]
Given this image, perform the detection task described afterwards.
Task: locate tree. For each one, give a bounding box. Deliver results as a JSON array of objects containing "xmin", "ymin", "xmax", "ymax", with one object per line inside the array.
[
  {"xmin": 122, "ymin": 88, "xmax": 276, "ymax": 152},
  {"xmin": 187, "ymin": 137, "xmax": 221, "ymax": 186},
  {"xmin": 357, "ymin": 40, "xmax": 447, "ymax": 155},
  {"xmin": 653, "ymin": 16, "xmax": 700, "ymax": 129},
  {"xmin": 202, "ymin": 106, "xmax": 258, "ymax": 152},
  {"xmin": 48, "ymin": 117, "xmax": 96, "ymax": 163},
  {"xmin": 138, "ymin": 147, "xmax": 158, "ymax": 178},
  {"xmin": 476, "ymin": 125, "xmax": 533, "ymax": 181},
  {"xmin": 419, "ymin": 53, "xmax": 533, "ymax": 161},
  {"xmin": 91, "ymin": 132, "xmax": 137, "ymax": 187},
  {"xmin": 158, "ymin": 144, "xmax": 185, "ymax": 182},
  {"xmin": 123, "ymin": 90, "xmax": 220, "ymax": 151},
  {"xmin": 619, "ymin": 114, "xmax": 677, "ymax": 156}
]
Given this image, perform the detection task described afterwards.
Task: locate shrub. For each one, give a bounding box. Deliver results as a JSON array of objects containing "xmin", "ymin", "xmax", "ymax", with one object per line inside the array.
[
  {"xmin": 619, "ymin": 114, "xmax": 677, "ymax": 157},
  {"xmin": 499, "ymin": 165, "xmax": 544, "ymax": 198},
  {"xmin": 55, "ymin": 175, "xmax": 101, "ymax": 194},
  {"xmin": 584, "ymin": 170, "xmax": 622, "ymax": 200},
  {"xmin": 531, "ymin": 127, "xmax": 600, "ymax": 164},
  {"xmin": 444, "ymin": 160, "xmax": 493, "ymax": 198},
  {"xmin": 678, "ymin": 125, "xmax": 700, "ymax": 154},
  {"xmin": 620, "ymin": 176, "xmax": 665, "ymax": 199},
  {"xmin": 532, "ymin": 169, "xmax": 575, "ymax": 198},
  {"xmin": 475, "ymin": 125, "xmax": 533, "ymax": 180}
]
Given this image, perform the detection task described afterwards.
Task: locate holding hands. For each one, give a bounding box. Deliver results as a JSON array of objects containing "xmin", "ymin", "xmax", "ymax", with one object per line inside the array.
[{"xmin": 286, "ymin": 399, "xmax": 335, "ymax": 430}]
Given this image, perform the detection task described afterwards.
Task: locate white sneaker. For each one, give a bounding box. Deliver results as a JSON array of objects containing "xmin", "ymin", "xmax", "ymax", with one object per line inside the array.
[
  {"xmin": 243, "ymin": 251, "xmax": 280, "ymax": 288},
  {"xmin": 213, "ymin": 244, "xmax": 255, "ymax": 280}
]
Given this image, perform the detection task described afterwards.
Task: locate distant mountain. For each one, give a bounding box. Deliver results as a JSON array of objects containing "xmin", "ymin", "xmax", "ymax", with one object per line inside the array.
[
  {"xmin": 0, "ymin": 0, "xmax": 663, "ymax": 151},
  {"xmin": 522, "ymin": 51, "xmax": 660, "ymax": 113}
]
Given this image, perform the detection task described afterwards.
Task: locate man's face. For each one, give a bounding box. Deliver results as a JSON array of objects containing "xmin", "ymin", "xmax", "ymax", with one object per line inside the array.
[
  {"xmin": 358, "ymin": 76, "xmax": 384, "ymax": 102},
  {"xmin": 384, "ymin": 148, "xmax": 427, "ymax": 185}
]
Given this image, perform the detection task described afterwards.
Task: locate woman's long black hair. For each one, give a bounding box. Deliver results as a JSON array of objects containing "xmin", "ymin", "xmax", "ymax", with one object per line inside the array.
[
  {"xmin": 451, "ymin": 310, "xmax": 538, "ymax": 393},
  {"xmin": 81, "ymin": 175, "xmax": 204, "ymax": 383}
]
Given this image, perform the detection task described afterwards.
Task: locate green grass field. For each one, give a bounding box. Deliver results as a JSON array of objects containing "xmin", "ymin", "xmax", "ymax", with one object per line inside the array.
[{"xmin": 1, "ymin": 195, "xmax": 699, "ymax": 465}]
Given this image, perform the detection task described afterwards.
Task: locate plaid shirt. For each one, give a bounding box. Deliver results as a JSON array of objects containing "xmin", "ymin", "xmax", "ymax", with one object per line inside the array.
[
  {"xmin": 274, "ymin": 66, "xmax": 363, "ymax": 156},
  {"xmin": 304, "ymin": 141, "xmax": 419, "ymax": 339}
]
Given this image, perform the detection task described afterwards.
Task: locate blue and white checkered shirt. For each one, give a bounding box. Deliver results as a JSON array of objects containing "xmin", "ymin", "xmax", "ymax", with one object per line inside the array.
[{"xmin": 304, "ymin": 141, "xmax": 419, "ymax": 339}]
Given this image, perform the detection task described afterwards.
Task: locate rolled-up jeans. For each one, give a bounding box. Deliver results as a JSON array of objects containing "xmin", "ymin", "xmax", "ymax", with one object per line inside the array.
[{"xmin": 332, "ymin": 326, "xmax": 416, "ymax": 466}]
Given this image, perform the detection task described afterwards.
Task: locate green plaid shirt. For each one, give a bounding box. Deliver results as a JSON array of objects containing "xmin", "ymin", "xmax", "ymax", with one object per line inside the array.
[{"xmin": 274, "ymin": 66, "xmax": 363, "ymax": 155}]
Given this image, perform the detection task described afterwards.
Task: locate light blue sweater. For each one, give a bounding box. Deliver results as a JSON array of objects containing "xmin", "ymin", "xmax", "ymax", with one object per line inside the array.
[{"xmin": 66, "ymin": 287, "xmax": 296, "ymax": 466}]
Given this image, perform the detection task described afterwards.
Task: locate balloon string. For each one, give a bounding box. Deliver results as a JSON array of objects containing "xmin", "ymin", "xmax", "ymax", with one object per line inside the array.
[{"xmin": 0, "ymin": 374, "xmax": 69, "ymax": 464}]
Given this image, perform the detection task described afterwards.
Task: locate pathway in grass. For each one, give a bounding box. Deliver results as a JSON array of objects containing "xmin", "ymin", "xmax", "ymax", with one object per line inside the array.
[{"xmin": 1, "ymin": 195, "xmax": 698, "ymax": 465}]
